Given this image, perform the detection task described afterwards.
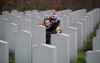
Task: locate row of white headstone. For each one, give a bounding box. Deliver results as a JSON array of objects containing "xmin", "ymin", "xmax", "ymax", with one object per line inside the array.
[
  {"xmin": 0, "ymin": 8, "xmax": 100, "ymax": 63},
  {"xmin": 86, "ymin": 24, "xmax": 100, "ymax": 63},
  {"xmin": 0, "ymin": 40, "xmax": 8, "ymax": 63}
]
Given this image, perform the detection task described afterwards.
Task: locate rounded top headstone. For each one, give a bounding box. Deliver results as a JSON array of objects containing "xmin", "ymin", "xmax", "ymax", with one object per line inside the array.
[
  {"xmin": 10, "ymin": 10, "xmax": 18, "ymax": 16},
  {"xmin": 2, "ymin": 11, "xmax": 10, "ymax": 15}
]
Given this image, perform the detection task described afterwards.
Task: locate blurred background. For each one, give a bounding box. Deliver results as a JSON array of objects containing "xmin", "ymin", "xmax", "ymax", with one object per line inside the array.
[{"xmin": 0, "ymin": 0, "xmax": 100, "ymax": 12}]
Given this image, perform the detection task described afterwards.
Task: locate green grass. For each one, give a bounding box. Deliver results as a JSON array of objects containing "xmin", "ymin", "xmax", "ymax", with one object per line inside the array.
[
  {"xmin": 75, "ymin": 49, "xmax": 86, "ymax": 63},
  {"xmin": 83, "ymin": 32, "xmax": 96, "ymax": 51},
  {"xmin": 9, "ymin": 52, "xmax": 15, "ymax": 63}
]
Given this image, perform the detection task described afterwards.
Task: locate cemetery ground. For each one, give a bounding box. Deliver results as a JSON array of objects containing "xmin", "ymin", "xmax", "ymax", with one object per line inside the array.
[
  {"xmin": 0, "ymin": 8, "xmax": 99, "ymax": 63},
  {"xmin": 9, "ymin": 22, "xmax": 100, "ymax": 63}
]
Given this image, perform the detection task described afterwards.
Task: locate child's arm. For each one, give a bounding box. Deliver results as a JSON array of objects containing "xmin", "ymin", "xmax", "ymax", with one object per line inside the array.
[
  {"xmin": 39, "ymin": 25, "xmax": 46, "ymax": 28},
  {"xmin": 39, "ymin": 21, "xmax": 46, "ymax": 29}
]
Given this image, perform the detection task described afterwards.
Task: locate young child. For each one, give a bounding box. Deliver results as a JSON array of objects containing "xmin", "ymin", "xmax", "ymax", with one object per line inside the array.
[{"xmin": 40, "ymin": 11, "xmax": 62, "ymax": 44}]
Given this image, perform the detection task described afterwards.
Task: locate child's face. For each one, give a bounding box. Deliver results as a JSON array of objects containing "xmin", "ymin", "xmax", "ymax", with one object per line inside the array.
[{"xmin": 45, "ymin": 20, "xmax": 51, "ymax": 26}]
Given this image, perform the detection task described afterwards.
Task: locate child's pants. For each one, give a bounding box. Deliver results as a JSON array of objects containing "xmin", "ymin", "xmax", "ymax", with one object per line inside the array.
[
  {"xmin": 46, "ymin": 30, "xmax": 57, "ymax": 44},
  {"xmin": 46, "ymin": 31, "xmax": 51, "ymax": 44}
]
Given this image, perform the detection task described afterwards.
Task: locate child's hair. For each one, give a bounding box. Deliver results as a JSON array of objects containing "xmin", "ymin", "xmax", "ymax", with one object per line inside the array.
[{"xmin": 43, "ymin": 18, "xmax": 51, "ymax": 27}]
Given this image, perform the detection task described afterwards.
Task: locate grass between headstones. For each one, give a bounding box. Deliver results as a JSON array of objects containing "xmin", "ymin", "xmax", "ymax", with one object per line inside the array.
[
  {"xmin": 74, "ymin": 21, "xmax": 100, "ymax": 63},
  {"xmin": 9, "ymin": 52, "xmax": 15, "ymax": 63},
  {"xmin": 75, "ymin": 49, "xmax": 86, "ymax": 63}
]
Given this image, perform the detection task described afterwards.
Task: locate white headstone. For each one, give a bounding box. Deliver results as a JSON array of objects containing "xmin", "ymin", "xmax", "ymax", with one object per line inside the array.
[
  {"xmin": 70, "ymin": 22, "xmax": 84, "ymax": 48},
  {"xmin": 93, "ymin": 37, "xmax": 100, "ymax": 50},
  {"xmin": 87, "ymin": 9, "xmax": 99, "ymax": 33},
  {"xmin": 56, "ymin": 11, "xmax": 72, "ymax": 34},
  {"xmin": 32, "ymin": 10, "xmax": 39, "ymax": 14},
  {"xmin": 2, "ymin": 11, "xmax": 10, "ymax": 15},
  {"xmin": 24, "ymin": 11, "xmax": 32, "ymax": 15},
  {"xmin": 0, "ymin": 15, "xmax": 9, "ymax": 23},
  {"xmin": 32, "ymin": 44, "xmax": 56, "ymax": 63},
  {"xmin": 32, "ymin": 26, "xmax": 45, "ymax": 45},
  {"xmin": 15, "ymin": 30, "xmax": 32, "ymax": 63},
  {"xmin": 58, "ymin": 14, "xmax": 71, "ymax": 32},
  {"xmin": 80, "ymin": 16, "xmax": 89, "ymax": 40},
  {"xmin": 57, "ymin": 10, "xmax": 72, "ymax": 16},
  {"xmin": 31, "ymin": 13, "xmax": 43, "ymax": 26},
  {"xmin": 86, "ymin": 50, "xmax": 100, "ymax": 63},
  {"xmin": 14, "ymin": 15, "xmax": 24, "ymax": 30},
  {"xmin": 0, "ymin": 40, "xmax": 8, "ymax": 63},
  {"xmin": 63, "ymin": 26, "xmax": 78, "ymax": 60},
  {"xmin": 11, "ymin": 10, "xmax": 19, "ymax": 16},
  {"xmin": 40, "ymin": 10, "xmax": 53, "ymax": 17},
  {"xmin": 21, "ymin": 15, "xmax": 32, "ymax": 31},
  {"xmin": 89, "ymin": 8, "xmax": 100, "ymax": 27},
  {"xmin": 51, "ymin": 33, "xmax": 70, "ymax": 63},
  {"xmin": 5, "ymin": 23, "xmax": 18, "ymax": 52},
  {"xmin": 68, "ymin": 9, "xmax": 86, "ymax": 24}
]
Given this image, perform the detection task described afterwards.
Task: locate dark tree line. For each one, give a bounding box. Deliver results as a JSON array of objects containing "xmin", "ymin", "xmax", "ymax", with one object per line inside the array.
[{"xmin": 0, "ymin": 0, "xmax": 100, "ymax": 11}]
